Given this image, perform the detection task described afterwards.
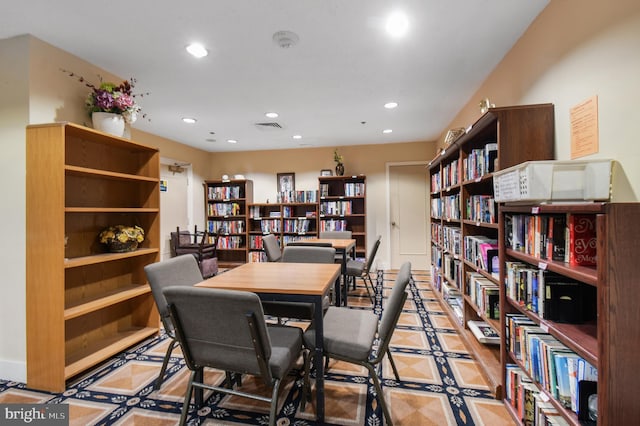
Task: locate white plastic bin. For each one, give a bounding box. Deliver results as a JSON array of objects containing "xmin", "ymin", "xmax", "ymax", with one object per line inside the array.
[{"xmin": 493, "ymin": 159, "xmax": 613, "ymax": 203}]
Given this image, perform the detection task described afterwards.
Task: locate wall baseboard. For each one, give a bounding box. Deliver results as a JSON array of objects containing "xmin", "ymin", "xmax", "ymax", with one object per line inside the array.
[{"xmin": 0, "ymin": 359, "xmax": 26, "ymax": 383}]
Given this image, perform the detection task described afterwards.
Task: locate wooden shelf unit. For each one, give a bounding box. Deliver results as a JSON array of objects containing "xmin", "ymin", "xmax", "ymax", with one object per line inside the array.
[
  {"xmin": 26, "ymin": 123, "xmax": 161, "ymax": 392},
  {"xmin": 204, "ymin": 179, "xmax": 253, "ymax": 268},
  {"xmin": 499, "ymin": 202, "xmax": 640, "ymax": 425},
  {"xmin": 318, "ymin": 175, "xmax": 367, "ymax": 258},
  {"xmin": 247, "ymin": 202, "xmax": 318, "ymax": 262},
  {"xmin": 428, "ymin": 104, "xmax": 555, "ymax": 398}
]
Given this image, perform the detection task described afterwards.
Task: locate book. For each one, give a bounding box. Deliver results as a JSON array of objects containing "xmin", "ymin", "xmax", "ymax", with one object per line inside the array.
[
  {"xmin": 568, "ymin": 214, "xmax": 597, "ymax": 266},
  {"xmin": 467, "ymin": 320, "xmax": 500, "ymax": 344}
]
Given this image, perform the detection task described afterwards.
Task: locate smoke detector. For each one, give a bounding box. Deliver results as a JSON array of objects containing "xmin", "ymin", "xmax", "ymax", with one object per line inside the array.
[{"xmin": 273, "ymin": 31, "xmax": 299, "ymax": 49}]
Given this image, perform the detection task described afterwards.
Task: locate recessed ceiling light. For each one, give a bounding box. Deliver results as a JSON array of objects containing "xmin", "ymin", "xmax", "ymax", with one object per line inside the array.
[
  {"xmin": 384, "ymin": 102, "xmax": 398, "ymax": 109},
  {"xmin": 227, "ymin": 139, "xmax": 237, "ymax": 144},
  {"xmin": 265, "ymin": 112, "xmax": 279, "ymax": 118},
  {"xmin": 292, "ymin": 135, "xmax": 302, "ymax": 139},
  {"xmin": 186, "ymin": 43, "xmax": 208, "ymax": 58},
  {"xmin": 383, "ymin": 129, "xmax": 393, "ymax": 134},
  {"xmin": 386, "ymin": 11, "xmax": 409, "ymax": 37},
  {"xmin": 182, "ymin": 117, "xmax": 197, "ymax": 124}
]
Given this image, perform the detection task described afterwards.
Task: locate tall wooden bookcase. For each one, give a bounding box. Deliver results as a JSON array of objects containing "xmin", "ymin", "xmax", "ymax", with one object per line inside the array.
[
  {"xmin": 204, "ymin": 179, "xmax": 253, "ymax": 268},
  {"xmin": 318, "ymin": 175, "xmax": 367, "ymax": 258},
  {"xmin": 247, "ymin": 202, "xmax": 318, "ymax": 262},
  {"xmin": 26, "ymin": 123, "xmax": 161, "ymax": 392},
  {"xmin": 499, "ymin": 202, "xmax": 640, "ymax": 425},
  {"xmin": 428, "ymin": 104, "xmax": 554, "ymax": 396}
]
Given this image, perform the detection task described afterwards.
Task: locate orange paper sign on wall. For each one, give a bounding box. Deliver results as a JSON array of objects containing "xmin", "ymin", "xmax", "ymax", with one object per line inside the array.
[{"xmin": 570, "ymin": 95, "xmax": 599, "ymax": 159}]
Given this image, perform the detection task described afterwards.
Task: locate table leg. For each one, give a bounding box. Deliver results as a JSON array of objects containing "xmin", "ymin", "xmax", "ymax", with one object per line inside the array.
[
  {"xmin": 313, "ymin": 295, "xmax": 325, "ymax": 422},
  {"xmin": 341, "ymin": 249, "xmax": 348, "ymax": 307}
]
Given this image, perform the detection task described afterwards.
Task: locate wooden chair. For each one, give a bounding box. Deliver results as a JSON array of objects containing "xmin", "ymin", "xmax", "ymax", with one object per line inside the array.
[{"xmin": 170, "ymin": 226, "xmax": 218, "ymax": 277}]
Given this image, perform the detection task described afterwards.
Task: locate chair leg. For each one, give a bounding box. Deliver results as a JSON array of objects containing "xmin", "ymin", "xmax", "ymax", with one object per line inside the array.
[
  {"xmin": 179, "ymin": 370, "xmax": 197, "ymax": 426},
  {"xmin": 268, "ymin": 378, "xmax": 282, "ymax": 426},
  {"xmin": 387, "ymin": 348, "xmax": 401, "ymax": 382},
  {"xmin": 366, "ymin": 363, "xmax": 394, "ymax": 426},
  {"xmin": 155, "ymin": 338, "xmax": 179, "ymax": 390},
  {"xmin": 301, "ymin": 350, "xmax": 312, "ymax": 412},
  {"xmin": 362, "ymin": 274, "xmax": 375, "ymax": 303}
]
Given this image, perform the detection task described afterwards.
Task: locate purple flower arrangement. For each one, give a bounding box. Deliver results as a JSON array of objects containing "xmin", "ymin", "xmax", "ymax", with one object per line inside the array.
[{"xmin": 62, "ymin": 69, "xmax": 148, "ymax": 124}]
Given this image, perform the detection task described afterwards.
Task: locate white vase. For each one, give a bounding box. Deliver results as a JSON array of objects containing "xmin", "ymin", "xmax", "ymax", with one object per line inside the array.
[{"xmin": 92, "ymin": 112, "xmax": 125, "ymax": 137}]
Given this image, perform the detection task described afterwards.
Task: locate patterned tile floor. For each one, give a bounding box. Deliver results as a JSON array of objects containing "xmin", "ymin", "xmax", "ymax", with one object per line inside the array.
[{"xmin": 0, "ymin": 269, "xmax": 516, "ymax": 425}]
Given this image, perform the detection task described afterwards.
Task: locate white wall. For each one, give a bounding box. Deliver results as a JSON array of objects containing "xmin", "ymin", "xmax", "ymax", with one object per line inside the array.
[
  {"xmin": 0, "ymin": 36, "xmax": 29, "ymax": 381},
  {"xmin": 523, "ymin": 12, "xmax": 640, "ymax": 200}
]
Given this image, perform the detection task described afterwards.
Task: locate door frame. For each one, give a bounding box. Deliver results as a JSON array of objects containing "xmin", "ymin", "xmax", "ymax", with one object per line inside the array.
[
  {"xmin": 160, "ymin": 157, "xmax": 194, "ymax": 260},
  {"xmin": 385, "ymin": 160, "xmax": 430, "ymax": 270}
]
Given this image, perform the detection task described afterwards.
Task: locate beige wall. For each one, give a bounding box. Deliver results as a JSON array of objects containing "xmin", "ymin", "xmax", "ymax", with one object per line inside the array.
[
  {"xmin": 207, "ymin": 141, "xmax": 435, "ymax": 270},
  {"xmin": 438, "ymin": 0, "xmax": 640, "ymax": 201},
  {"xmin": 2, "ymin": 0, "xmax": 640, "ymax": 383}
]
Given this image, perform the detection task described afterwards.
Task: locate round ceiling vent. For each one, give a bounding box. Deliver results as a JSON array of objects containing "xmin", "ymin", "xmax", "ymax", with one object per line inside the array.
[{"xmin": 273, "ymin": 30, "xmax": 299, "ymax": 49}]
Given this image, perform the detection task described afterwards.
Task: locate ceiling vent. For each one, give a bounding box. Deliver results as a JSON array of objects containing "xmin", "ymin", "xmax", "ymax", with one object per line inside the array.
[{"xmin": 255, "ymin": 122, "xmax": 283, "ymax": 130}]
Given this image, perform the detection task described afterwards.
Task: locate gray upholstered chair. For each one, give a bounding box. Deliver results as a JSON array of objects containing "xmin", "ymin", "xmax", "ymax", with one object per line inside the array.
[
  {"xmin": 319, "ymin": 230, "xmax": 354, "ymax": 267},
  {"xmin": 163, "ymin": 286, "xmax": 304, "ymax": 426},
  {"xmin": 346, "ymin": 235, "xmax": 382, "ymax": 302},
  {"xmin": 262, "ymin": 233, "xmax": 282, "ymax": 262},
  {"xmin": 302, "ymin": 261, "xmax": 412, "ymax": 426},
  {"xmin": 261, "ymin": 246, "xmax": 336, "ymax": 321},
  {"xmin": 144, "ymin": 254, "xmax": 204, "ymax": 390},
  {"xmin": 319, "ymin": 230, "xmax": 352, "ymax": 239},
  {"xmin": 281, "ymin": 245, "xmax": 336, "ymax": 263}
]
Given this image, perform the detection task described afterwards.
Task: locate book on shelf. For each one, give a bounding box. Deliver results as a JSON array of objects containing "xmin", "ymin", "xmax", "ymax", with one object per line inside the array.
[
  {"xmin": 568, "ymin": 214, "xmax": 597, "ymax": 266},
  {"xmin": 544, "ymin": 279, "xmax": 597, "ymax": 324},
  {"xmin": 467, "ymin": 320, "xmax": 499, "ymax": 344}
]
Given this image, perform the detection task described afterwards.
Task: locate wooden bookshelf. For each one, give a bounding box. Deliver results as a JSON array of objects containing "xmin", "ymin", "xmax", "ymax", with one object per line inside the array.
[
  {"xmin": 204, "ymin": 179, "xmax": 253, "ymax": 268},
  {"xmin": 26, "ymin": 123, "xmax": 160, "ymax": 392},
  {"xmin": 247, "ymin": 202, "xmax": 318, "ymax": 262},
  {"xmin": 499, "ymin": 202, "xmax": 640, "ymax": 425},
  {"xmin": 428, "ymin": 104, "xmax": 555, "ymax": 398},
  {"xmin": 318, "ymin": 175, "xmax": 366, "ymax": 257}
]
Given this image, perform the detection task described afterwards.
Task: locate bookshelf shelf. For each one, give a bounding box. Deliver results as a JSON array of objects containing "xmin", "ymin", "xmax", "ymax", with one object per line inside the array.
[
  {"xmin": 27, "ymin": 122, "xmax": 160, "ymax": 393},
  {"xmin": 429, "ymin": 104, "xmax": 555, "ymax": 399},
  {"xmin": 499, "ymin": 202, "xmax": 640, "ymax": 425}
]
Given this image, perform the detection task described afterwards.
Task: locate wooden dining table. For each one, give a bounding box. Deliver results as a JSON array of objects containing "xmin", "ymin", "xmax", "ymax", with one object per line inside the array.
[
  {"xmin": 195, "ymin": 261, "xmax": 341, "ymax": 423},
  {"xmin": 297, "ymin": 237, "xmax": 356, "ymax": 306}
]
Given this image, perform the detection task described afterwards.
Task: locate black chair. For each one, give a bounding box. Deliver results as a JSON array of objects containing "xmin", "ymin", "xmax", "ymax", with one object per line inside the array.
[
  {"xmin": 302, "ymin": 262, "xmax": 412, "ymax": 425},
  {"xmin": 170, "ymin": 226, "xmax": 218, "ymax": 278},
  {"xmin": 144, "ymin": 255, "xmax": 205, "ymax": 390},
  {"xmin": 164, "ymin": 286, "xmax": 305, "ymax": 426}
]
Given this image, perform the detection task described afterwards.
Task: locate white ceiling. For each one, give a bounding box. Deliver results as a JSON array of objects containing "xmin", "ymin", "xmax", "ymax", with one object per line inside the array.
[{"xmin": 2, "ymin": 0, "xmax": 548, "ymax": 152}]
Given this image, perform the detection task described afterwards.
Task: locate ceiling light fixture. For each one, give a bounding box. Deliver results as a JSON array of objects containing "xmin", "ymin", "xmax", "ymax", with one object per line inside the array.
[
  {"xmin": 383, "ymin": 129, "xmax": 393, "ymax": 134},
  {"xmin": 265, "ymin": 112, "xmax": 279, "ymax": 118},
  {"xmin": 182, "ymin": 117, "xmax": 197, "ymax": 124},
  {"xmin": 384, "ymin": 102, "xmax": 398, "ymax": 109},
  {"xmin": 186, "ymin": 43, "xmax": 208, "ymax": 58},
  {"xmin": 386, "ymin": 11, "xmax": 409, "ymax": 37},
  {"xmin": 273, "ymin": 30, "xmax": 299, "ymax": 49},
  {"xmin": 292, "ymin": 135, "xmax": 302, "ymax": 139},
  {"xmin": 227, "ymin": 139, "xmax": 237, "ymax": 144}
]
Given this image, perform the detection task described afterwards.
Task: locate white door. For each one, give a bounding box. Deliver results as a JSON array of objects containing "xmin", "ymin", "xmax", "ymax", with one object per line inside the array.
[
  {"xmin": 388, "ymin": 163, "xmax": 430, "ymax": 269},
  {"xmin": 160, "ymin": 164, "xmax": 190, "ymax": 260}
]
